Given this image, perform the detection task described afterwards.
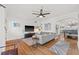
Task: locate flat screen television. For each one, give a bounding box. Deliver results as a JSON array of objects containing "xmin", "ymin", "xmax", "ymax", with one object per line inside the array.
[{"xmin": 25, "ymin": 25, "xmax": 34, "ymax": 32}]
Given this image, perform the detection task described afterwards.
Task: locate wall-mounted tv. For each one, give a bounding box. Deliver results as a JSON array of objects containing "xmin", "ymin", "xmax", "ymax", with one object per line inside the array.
[{"xmin": 25, "ymin": 25, "xmax": 34, "ymax": 32}]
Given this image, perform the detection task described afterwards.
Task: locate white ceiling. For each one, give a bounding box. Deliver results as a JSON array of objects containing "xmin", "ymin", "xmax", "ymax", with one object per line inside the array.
[{"xmin": 5, "ymin": 4, "xmax": 79, "ymax": 21}]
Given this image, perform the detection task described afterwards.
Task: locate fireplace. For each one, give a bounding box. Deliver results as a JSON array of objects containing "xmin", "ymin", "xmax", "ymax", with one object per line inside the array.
[{"xmin": 24, "ymin": 33, "xmax": 35, "ymax": 38}]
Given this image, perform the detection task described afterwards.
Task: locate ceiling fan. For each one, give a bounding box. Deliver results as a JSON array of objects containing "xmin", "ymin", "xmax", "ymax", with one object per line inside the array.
[{"xmin": 32, "ymin": 8, "xmax": 50, "ymax": 18}]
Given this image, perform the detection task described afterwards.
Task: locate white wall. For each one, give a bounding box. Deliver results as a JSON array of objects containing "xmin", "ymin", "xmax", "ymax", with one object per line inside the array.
[
  {"xmin": 0, "ymin": 6, "xmax": 5, "ymax": 54},
  {"xmin": 5, "ymin": 4, "xmax": 79, "ymax": 40},
  {"xmin": 40, "ymin": 18, "xmax": 56, "ymax": 33},
  {"xmin": 6, "ymin": 11, "xmax": 79, "ymax": 40},
  {"xmin": 40, "ymin": 12, "xmax": 79, "ymax": 34},
  {"xmin": 6, "ymin": 17, "xmax": 36, "ymax": 40}
]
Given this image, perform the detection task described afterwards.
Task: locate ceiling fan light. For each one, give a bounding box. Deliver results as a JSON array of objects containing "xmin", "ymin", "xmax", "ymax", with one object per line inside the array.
[{"xmin": 39, "ymin": 16, "xmax": 43, "ymax": 18}]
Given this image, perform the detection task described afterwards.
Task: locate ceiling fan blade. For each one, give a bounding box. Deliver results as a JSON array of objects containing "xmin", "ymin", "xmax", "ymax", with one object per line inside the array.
[
  {"xmin": 32, "ymin": 13, "xmax": 39, "ymax": 15},
  {"xmin": 42, "ymin": 15, "xmax": 45, "ymax": 17},
  {"xmin": 36, "ymin": 15, "xmax": 40, "ymax": 17},
  {"xmin": 43, "ymin": 13, "xmax": 50, "ymax": 15}
]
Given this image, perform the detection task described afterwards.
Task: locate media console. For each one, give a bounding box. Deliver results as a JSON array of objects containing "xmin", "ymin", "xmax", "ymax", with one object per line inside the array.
[{"xmin": 24, "ymin": 33, "xmax": 35, "ymax": 38}]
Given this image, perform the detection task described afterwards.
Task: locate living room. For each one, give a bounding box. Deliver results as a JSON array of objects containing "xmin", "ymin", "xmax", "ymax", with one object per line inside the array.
[{"xmin": 0, "ymin": 4, "xmax": 79, "ymax": 55}]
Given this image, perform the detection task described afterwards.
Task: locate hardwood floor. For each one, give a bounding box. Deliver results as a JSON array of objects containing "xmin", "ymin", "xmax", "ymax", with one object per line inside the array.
[
  {"xmin": 67, "ymin": 38, "xmax": 79, "ymax": 55},
  {"xmin": 6, "ymin": 38, "xmax": 79, "ymax": 55}
]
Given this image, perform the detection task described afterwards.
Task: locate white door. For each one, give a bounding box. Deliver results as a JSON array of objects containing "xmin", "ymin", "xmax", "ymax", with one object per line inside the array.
[{"xmin": 0, "ymin": 6, "xmax": 5, "ymax": 54}]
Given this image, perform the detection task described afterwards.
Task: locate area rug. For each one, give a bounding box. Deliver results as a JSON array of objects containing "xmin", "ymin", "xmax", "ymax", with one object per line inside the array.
[
  {"xmin": 1, "ymin": 48, "xmax": 18, "ymax": 55},
  {"xmin": 22, "ymin": 38, "xmax": 34, "ymax": 46},
  {"xmin": 49, "ymin": 40, "xmax": 69, "ymax": 55}
]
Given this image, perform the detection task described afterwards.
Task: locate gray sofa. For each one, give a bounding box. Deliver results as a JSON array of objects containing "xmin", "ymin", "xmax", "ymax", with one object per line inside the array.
[{"xmin": 37, "ymin": 32, "xmax": 56, "ymax": 44}]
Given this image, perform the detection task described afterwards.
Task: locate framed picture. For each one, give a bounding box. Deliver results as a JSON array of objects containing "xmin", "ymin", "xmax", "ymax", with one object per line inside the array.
[
  {"xmin": 12, "ymin": 21, "xmax": 20, "ymax": 27},
  {"xmin": 44, "ymin": 23, "xmax": 51, "ymax": 31},
  {"xmin": 13, "ymin": 22, "xmax": 20, "ymax": 27}
]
